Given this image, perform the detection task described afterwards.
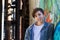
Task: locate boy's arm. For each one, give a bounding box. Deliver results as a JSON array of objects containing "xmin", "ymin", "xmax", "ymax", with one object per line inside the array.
[
  {"xmin": 48, "ymin": 24, "xmax": 54, "ymax": 40},
  {"xmin": 24, "ymin": 28, "xmax": 29, "ymax": 40}
]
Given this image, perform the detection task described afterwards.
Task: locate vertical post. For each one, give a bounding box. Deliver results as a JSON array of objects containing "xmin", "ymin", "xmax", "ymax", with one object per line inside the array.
[
  {"xmin": 15, "ymin": 0, "xmax": 20, "ymax": 40},
  {"xmin": 20, "ymin": 16, "xmax": 22, "ymax": 40},
  {"xmin": 0, "ymin": 0, "xmax": 2, "ymax": 40},
  {"xmin": 1, "ymin": 0, "xmax": 5, "ymax": 40}
]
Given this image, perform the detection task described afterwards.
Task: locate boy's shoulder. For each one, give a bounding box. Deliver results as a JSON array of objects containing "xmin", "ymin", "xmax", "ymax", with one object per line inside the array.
[
  {"xmin": 44, "ymin": 22, "xmax": 54, "ymax": 28},
  {"xmin": 26, "ymin": 23, "xmax": 34, "ymax": 31}
]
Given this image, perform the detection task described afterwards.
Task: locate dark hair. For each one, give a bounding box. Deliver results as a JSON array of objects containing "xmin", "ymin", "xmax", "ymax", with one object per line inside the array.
[{"xmin": 32, "ymin": 8, "xmax": 44, "ymax": 17}]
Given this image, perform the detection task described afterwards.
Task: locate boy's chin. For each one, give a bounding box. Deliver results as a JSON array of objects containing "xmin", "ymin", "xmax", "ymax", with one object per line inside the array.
[{"xmin": 35, "ymin": 20, "xmax": 42, "ymax": 22}]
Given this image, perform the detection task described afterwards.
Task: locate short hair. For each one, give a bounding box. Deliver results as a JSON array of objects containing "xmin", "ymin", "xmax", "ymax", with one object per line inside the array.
[{"xmin": 32, "ymin": 8, "xmax": 44, "ymax": 18}]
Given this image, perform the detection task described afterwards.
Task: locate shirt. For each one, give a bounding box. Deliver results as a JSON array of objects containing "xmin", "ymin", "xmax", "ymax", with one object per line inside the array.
[{"xmin": 33, "ymin": 24, "xmax": 44, "ymax": 40}]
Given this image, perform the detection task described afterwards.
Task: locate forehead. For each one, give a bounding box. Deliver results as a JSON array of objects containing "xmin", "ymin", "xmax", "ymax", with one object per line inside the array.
[{"xmin": 35, "ymin": 11, "xmax": 43, "ymax": 15}]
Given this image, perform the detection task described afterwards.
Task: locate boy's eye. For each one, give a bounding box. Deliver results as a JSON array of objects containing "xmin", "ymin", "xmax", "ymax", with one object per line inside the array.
[
  {"xmin": 35, "ymin": 15, "xmax": 37, "ymax": 17},
  {"xmin": 38, "ymin": 13, "xmax": 41, "ymax": 16}
]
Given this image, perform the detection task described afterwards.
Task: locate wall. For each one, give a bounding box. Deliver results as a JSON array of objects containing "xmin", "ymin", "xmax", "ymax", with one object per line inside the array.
[
  {"xmin": 29, "ymin": 0, "xmax": 60, "ymax": 27},
  {"xmin": 29, "ymin": 0, "xmax": 40, "ymax": 25}
]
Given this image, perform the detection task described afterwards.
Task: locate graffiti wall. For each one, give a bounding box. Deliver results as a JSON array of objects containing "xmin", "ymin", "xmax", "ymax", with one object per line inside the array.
[{"xmin": 39, "ymin": 0, "xmax": 60, "ymax": 26}]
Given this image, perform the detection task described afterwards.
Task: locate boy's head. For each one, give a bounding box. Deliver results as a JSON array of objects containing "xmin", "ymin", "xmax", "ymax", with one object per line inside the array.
[{"xmin": 32, "ymin": 8, "xmax": 44, "ymax": 22}]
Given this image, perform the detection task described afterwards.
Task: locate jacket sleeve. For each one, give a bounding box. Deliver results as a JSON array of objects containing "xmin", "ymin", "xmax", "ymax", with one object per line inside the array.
[
  {"xmin": 48, "ymin": 24, "xmax": 54, "ymax": 40},
  {"xmin": 24, "ymin": 28, "xmax": 29, "ymax": 40}
]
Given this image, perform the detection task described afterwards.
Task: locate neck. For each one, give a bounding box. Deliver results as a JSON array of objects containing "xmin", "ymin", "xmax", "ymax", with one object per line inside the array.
[{"xmin": 35, "ymin": 21, "xmax": 44, "ymax": 26}]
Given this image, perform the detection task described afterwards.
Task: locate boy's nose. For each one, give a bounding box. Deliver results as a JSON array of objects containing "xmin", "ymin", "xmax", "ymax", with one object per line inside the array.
[{"xmin": 38, "ymin": 16, "xmax": 41, "ymax": 18}]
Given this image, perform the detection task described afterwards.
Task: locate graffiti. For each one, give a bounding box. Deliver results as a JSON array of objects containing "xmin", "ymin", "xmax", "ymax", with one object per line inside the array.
[
  {"xmin": 39, "ymin": 0, "xmax": 60, "ymax": 26},
  {"xmin": 54, "ymin": 21, "xmax": 60, "ymax": 40}
]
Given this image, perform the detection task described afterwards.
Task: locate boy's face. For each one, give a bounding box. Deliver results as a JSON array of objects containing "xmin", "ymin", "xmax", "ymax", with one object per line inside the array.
[{"xmin": 34, "ymin": 11, "xmax": 44, "ymax": 22}]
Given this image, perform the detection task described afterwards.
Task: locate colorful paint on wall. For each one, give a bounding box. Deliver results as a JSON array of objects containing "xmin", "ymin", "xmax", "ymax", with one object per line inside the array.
[
  {"xmin": 54, "ymin": 21, "xmax": 60, "ymax": 40},
  {"xmin": 39, "ymin": 0, "xmax": 60, "ymax": 26}
]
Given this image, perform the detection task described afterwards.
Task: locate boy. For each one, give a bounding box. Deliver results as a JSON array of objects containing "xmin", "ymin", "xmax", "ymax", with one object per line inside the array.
[{"xmin": 24, "ymin": 8, "xmax": 54, "ymax": 40}]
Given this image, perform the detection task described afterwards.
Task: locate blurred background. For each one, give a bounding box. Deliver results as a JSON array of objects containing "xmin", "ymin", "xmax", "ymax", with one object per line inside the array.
[{"xmin": 0, "ymin": 0, "xmax": 60, "ymax": 40}]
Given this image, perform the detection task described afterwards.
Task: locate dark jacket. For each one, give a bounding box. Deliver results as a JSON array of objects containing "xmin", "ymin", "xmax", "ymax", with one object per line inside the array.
[{"xmin": 24, "ymin": 22, "xmax": 54, "ymax": 40}]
